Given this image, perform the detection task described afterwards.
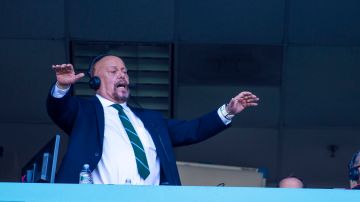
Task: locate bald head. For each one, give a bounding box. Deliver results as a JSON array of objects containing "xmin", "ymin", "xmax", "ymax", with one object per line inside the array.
[
  {"xmin": 279, "ymin": 177, "xmax": 304, "ymax": 188},
  {"xmin": 92, "ymin": 55, "xmax": 130, "ymax": 103}
]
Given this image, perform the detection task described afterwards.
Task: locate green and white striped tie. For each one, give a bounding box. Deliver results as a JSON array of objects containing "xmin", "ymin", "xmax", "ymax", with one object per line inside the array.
[{"xmin": 112, "ymin": 104, "xmax": 150, "ymax": 180}]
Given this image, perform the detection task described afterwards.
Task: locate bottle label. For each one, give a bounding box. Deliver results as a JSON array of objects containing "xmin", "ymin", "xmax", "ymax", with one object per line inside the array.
[{"xmin": 79, "ymin": 173, "xmax": 93, "ymax": 184}]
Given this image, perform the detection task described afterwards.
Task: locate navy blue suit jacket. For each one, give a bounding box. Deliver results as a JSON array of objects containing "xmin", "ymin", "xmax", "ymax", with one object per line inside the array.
[{"xmin": 47, "ymin": 86, "xmax": 229, "ymax": 185}]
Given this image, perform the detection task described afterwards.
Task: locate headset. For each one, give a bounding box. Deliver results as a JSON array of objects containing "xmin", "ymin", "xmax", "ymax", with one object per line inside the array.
[
  {"xmin": 349, "ymin": 150, "xmax": 360, "ymax": 181},
  {"xmin": 87, "ymin": 54, "xmax": 112, "ymax": 90}
]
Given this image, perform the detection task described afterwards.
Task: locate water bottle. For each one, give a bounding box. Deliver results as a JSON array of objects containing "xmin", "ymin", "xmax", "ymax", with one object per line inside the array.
[
  {"xmin": 125, "ymin": 178, "xmax": 132, "ymax": 185},
  {"xmin": 79, "ymin": 164, "xmax": 93, "ymax": 184}
]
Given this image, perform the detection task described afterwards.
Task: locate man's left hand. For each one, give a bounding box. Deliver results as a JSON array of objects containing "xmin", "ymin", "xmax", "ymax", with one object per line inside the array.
[{"xmin": 225, "ymin": 91, "xmax": 259, "ymax": 115}]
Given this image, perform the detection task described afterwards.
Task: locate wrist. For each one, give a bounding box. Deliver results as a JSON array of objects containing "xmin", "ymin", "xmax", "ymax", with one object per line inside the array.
[
  {"xmin": 56, "ymin": 82, "xmax": 70, "ymax": 90},
  {"xmin": 220, "ymin": 104, "xmax": 235, "ymax": 120}
]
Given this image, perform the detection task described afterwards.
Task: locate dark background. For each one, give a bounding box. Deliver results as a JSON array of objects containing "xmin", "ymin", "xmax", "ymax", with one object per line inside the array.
[{"xmin": 0, "ymin": 0, "xmax": 359, "ymax": 188}]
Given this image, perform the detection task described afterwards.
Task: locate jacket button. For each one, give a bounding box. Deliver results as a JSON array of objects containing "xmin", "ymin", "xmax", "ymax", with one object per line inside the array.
[{"xmin": 94, "ymin": 152, "xmax": 100, "ymax": 157}]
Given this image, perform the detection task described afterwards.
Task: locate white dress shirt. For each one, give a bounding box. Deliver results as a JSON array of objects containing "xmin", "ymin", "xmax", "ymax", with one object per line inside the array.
[
  {"xmin": 51, "ymin": 84, "xmax": 231, "ymax": 185},
  {"xmin": 91, "ymin": 95, "xmax": 160, "ymax": 185}
]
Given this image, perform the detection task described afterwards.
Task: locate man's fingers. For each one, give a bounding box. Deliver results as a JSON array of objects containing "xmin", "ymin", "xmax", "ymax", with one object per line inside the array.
[
  {"xmin": 52, "ymin": 64, "xmax": 75, "ymax": 74},
  {"xmin": 234, "ymin": 91, "xmax": 254, "ymax": 100},
  {"xmin": 74, "ymin": 73, "xmax": 85, "ymax": 82},
  {"xmin": 52, "ymin": 64, "xmax": 65, "ymax": 71},
  {"xmin": 229, "ymin": 98, "xmax": 237, "ymax": 108},
  {"xmin": 60, "ymin": 64, "xmax": 72, "ymax": 72},
  {"xmin": 246, "ymin": 98, "xmax": 259, "ymax": 103},
  {"xmin": 52, "ymin": 64, "xmax": 72, "ymax": 69},
  {"xmin": 52, "ymin": 64, "xmax": 62, "ymax": 70},
  {"xmin": 64, "ymin": 64, "xmax": 73, "ymax": 71},
  {"xmin": 235, "ymin": 96, "xmax": 259, "ymax": 103}
]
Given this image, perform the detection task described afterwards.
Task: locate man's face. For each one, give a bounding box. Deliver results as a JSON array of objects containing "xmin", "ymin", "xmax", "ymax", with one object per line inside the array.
[{"xmin": 93, "ymin": 56, "xmax": 130, "ymax": 103}]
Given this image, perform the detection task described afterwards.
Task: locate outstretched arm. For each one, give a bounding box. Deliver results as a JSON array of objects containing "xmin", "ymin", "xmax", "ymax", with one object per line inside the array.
[
  {"xmin": 168, "ymin": 91, "xmax": 259, "ymax": 146},
  {"xmin": 47, "ymin": 64, "xmax": 85, "ymax": 134}
]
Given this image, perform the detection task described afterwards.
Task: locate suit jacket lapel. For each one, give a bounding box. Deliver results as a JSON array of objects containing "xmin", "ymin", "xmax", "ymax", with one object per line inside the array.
[{"xmin": 91, "ymin": 96, "xmax": 105, "ymax": 147}]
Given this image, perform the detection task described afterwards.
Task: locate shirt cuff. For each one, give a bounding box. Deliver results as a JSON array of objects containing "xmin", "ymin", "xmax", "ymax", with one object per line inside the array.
[
  {"xmin": 217, "ymin": 104, "xmax": 233, "ymax": 125},
  {"xmin": 51, "ymin": 83, "xmax": 70, "ymax": 98}
]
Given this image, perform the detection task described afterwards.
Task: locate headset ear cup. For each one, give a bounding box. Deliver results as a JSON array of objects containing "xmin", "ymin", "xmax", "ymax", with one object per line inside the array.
[
  {"xmin": 89, "ymin": 76, "xmax": 101, "ymax": 90},
  {"xmin": 87, "ymin": 54, "xmax": 111, "ymax": 91}
]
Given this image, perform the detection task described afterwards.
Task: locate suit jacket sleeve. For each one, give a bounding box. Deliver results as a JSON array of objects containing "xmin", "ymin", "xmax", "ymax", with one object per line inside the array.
[
  {"xmin": 166, "ymin": 110, "xmax": 230, "ymax": 147},
  {"xmin": 46, "ymin": 85, "xmax": 79, "ymax": 135}
]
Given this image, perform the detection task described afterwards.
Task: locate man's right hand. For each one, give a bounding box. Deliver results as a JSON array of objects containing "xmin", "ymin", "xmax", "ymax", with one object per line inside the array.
[{"xmin": 52, "ymin": 64, "xmax": 85, "ymax": 89}]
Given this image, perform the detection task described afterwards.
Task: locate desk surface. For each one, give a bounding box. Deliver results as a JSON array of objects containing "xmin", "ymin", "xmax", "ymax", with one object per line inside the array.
[{"xmin": 0, "ymin": 182, "xmax": 359, "ymax": 202}]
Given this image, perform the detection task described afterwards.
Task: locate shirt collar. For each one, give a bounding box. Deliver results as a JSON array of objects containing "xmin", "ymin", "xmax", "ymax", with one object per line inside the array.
[{"xmin": 96, "ymin": 94, "xmax": 129, "ymax": 111}]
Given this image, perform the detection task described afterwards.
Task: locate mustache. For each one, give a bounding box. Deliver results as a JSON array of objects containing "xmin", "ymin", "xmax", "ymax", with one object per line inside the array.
[{"xmin": 115, "ymin": 80, "xmax": 129, "ymax": 88}]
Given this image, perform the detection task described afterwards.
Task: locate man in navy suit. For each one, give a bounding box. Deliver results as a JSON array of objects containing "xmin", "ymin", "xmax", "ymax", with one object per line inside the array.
[{"xmin": 47, "ymin": 55, "xmax": 259, "ymax": 185}]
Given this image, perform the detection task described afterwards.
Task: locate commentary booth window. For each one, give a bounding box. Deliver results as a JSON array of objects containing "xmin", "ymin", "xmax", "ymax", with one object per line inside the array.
[{"xmin": 70, "ymin": 42, "xmax": 173, "ymax": 118}]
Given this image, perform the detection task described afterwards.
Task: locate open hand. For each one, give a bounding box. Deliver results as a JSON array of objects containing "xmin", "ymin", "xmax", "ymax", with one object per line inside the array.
[
  {"xmin": 225, "ymin": 91, "xmax": 259, "ymax": 115},
  {"xmin": 52, "ymin": 64, "xmax": 85, "ymax": 89}
]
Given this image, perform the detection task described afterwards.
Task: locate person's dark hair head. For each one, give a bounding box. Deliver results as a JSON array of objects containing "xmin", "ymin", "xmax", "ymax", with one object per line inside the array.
[{"xmin": 348, "ymin": 150, "xmax": 360, "ymax": 181}]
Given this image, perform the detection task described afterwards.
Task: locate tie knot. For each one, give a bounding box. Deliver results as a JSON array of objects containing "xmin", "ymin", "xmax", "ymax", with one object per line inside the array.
[{"xmin": 111, "ymin": 104, "xmax": 123, "ymax": 112}]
